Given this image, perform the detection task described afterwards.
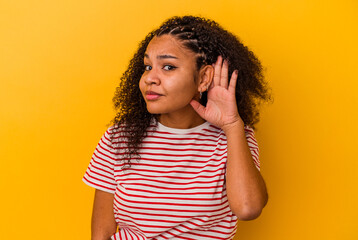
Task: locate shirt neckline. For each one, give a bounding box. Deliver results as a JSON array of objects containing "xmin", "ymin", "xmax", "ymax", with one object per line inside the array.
[{"xmin": 156, "ymin": 121, "xmax": 211, "ymax": 134}]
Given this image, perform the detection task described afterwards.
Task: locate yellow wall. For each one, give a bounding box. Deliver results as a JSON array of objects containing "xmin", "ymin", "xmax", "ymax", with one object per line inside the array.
[{"xmin": 1, "ymin": 0, "xmax": 357, "ymax": 239}]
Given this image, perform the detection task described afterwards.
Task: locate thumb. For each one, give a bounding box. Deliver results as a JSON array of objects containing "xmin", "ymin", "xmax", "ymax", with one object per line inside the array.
[{"xmin": 190, "ymin": 100, "xmax": 206, "ymax": 119}]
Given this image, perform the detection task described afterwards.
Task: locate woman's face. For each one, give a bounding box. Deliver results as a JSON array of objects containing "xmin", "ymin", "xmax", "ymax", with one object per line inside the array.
[{"xmin": 139, "ymin": 34, "xmax": 200, "ymax": 116}]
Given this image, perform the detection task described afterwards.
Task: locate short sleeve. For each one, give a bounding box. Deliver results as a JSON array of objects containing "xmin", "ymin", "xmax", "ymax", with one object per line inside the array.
[
  {"xmin": 82, "ymin": 127, "xmax": 117, "ymax": 194},
  {"xmin": 244, "ymin": 126, "xmax": 261, "ymax": 171}
]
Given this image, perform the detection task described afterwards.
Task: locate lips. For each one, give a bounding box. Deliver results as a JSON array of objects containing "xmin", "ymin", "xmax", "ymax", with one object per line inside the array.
[{"xmin": 145, "ymin": 91, "xmax": 163, "ymax": 100}]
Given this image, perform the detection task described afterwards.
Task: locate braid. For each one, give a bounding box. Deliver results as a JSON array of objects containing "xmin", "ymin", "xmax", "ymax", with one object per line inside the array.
[{"xmin": 157, "ymin": 20, "xmax": 212, "ymax": 68}]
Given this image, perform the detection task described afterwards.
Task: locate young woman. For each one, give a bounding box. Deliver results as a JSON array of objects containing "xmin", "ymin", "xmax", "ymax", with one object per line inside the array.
[{"xmin": 83, "ymin": 15, "xmax": 271, "ymax": 240}]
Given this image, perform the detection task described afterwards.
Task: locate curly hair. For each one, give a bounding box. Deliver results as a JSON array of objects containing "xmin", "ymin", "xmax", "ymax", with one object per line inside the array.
[{"xmin": 108, "ymin": 15, "xmax": 271, "ymax": 168}]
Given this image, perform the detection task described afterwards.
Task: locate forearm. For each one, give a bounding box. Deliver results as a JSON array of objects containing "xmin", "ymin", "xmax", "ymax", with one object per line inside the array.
[
  {"xmin": 91, "ymin": 189, "xmax": 117, "ymax": 240},
  {"xmin": 223, "ymin": 121, "xmax": 268, "ymax": 220}
]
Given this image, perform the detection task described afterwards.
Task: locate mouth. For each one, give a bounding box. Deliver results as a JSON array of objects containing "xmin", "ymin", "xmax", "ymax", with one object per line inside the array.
[{"xmin": 145, "ymin": 91, "xmax": 163, "ymax": 100}]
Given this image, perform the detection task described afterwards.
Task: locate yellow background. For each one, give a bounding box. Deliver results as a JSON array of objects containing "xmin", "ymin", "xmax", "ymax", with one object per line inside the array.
[{"xmin": 1, "ymin": 0, "xmax": 357, "ymax": 239}]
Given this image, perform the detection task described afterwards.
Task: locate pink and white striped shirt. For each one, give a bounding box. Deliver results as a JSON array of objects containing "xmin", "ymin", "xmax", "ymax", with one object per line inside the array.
[{"xmin": 83, "ymin": 121, "xmax": 260, "ymax": 240}]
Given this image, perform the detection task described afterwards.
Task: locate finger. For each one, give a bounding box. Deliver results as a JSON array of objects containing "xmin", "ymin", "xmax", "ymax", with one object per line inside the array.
[
  {"xmin": 221, "ymin": 59, "xmax": 229, "ymax": 88},
  {"xmin": 209, "ymin": 64, "xmax": 215, "ymax": 89},
  {"xmin": 190, "ymin": 100, "xmax": 206, "ymax": 119},
  {"xmin": 213, "ymin": 55, "xmax": 223, "ymax": 87},
  {"xmin": 229, "ymin": 70, "xmax": 238, "ymax": 94}
]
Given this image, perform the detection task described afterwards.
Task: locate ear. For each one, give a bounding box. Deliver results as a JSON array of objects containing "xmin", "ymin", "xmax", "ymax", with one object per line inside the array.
[{"xmin": 197, "ymin": 65, "xmax": 214, "ymax": 92}]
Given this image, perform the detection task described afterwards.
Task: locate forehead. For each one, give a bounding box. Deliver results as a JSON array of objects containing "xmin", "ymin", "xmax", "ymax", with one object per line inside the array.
[{"xmin": 145, "ymin": 34, "xmax": 196, "ymax": 59}]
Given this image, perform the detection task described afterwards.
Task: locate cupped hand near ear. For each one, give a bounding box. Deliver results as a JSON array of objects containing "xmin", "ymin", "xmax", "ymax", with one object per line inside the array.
[{"xmin": 190, "ymin": 55, "xmax": 244, "ymax": 131}]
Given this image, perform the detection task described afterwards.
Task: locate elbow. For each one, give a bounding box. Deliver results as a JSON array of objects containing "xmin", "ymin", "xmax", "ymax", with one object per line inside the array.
[
  {"xmin": 233, "ymin": 194, "xmax": 268, "ymax": 221},
  {"xmin": 235, "ymin": 207, "xmax": 263, "ymax": 221}
]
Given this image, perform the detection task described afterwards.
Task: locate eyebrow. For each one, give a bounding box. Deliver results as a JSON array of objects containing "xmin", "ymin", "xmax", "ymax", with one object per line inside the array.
[{"xmin": 144, "ymin": 53, "xmax": 179, "ymax": 60}]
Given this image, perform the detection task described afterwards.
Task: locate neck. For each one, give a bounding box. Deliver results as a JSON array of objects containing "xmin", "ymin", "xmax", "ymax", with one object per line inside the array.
[{"xmin": 158, "ymin": 106, "xmax": 205, "ymax": 129}]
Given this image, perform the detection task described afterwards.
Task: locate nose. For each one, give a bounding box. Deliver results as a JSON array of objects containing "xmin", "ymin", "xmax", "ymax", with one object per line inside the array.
[{"xmin": 144, "ymin": 66, "xmax": 161, "ymax": 85}]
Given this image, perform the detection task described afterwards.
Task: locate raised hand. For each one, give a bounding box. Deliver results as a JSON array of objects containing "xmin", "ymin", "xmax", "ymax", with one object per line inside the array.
[{"xmin": 190, "ymin": 55, "xmax": 244, "ymax": 130}]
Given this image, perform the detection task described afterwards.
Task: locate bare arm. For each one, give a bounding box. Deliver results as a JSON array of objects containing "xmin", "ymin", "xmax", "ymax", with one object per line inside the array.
[
  {"xmin": 223, "ymin": 122, "xmax": 268, "ymax": 221},
  {"xmin": 190, "ymin": 55, "xmax": 268, "ymax": 221},
  {"xmin": 91, "ymin": 189, "xmax": 117, "ymax": 240}
]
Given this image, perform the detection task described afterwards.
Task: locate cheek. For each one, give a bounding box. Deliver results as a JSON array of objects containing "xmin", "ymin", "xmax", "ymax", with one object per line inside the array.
[
  {"xmin": 169, "ymin": 81, "xmax": 197, "ymax": 101},
  {"xmin": 167, "ymin": 74, "xmax": 197, "ymax": 92},
  {"xmin": 139, "ymin": 78, "xmax": 145, "ymax": 94}
]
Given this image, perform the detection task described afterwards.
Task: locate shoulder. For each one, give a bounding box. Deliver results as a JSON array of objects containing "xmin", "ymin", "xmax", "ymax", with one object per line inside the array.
[
  {"xmin": 106, "ymin": 123, "xmax": 134, "ymax": 136},
  {"xmin": 243, "ymin": 125, "xmax": 256, "ymax": 136},
  {"xmin": 244, "ymin": 125, "xmax": 256, "ymax": 138},
  {"xmin": 244, "ymin": 125, "xmax": 255, "ymax": 133}
]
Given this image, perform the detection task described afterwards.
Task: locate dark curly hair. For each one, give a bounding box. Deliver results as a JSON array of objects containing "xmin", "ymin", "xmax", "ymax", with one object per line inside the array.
[{"xmin": 108, "ymin": 15, "xmax": 271, "ymax": 168}]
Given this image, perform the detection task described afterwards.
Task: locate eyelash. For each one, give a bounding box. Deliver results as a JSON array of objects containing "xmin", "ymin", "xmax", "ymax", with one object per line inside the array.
[{"xmin": 144, "ymin": 65, "xmax": 177, "ymax": 71}]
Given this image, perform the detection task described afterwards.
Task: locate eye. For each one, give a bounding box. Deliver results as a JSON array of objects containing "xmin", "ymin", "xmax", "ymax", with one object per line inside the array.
[
  {"xmin": 144, "ymin": 65, "xmax": 152, "ymax": 71},
  {"xmin": 163, "ymin": 65, "xmax": 177, "ymax": 71}
]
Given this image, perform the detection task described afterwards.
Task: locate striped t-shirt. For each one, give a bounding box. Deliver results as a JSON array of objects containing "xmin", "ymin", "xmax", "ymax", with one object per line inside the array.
[{"xmin": 83, "ymin": 121, "xmax": 260, "ymax": 240}]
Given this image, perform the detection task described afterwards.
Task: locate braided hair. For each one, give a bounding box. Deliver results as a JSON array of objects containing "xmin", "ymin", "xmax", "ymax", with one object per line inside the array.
[{"xmin": 109, "ymin": 15, "xmax": 271, "ymax": 168}]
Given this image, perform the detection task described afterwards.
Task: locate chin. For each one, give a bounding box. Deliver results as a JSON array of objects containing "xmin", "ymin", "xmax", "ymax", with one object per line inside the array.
[
  {"xmin": 145, "ymin": 102, "xmax": 190, "ymax": 115},
  {"xmin": 145, "ymin": 106, "xmax": 166, "ymax": 115}
]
